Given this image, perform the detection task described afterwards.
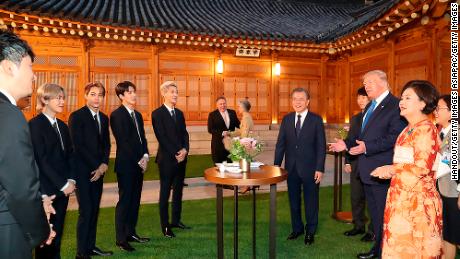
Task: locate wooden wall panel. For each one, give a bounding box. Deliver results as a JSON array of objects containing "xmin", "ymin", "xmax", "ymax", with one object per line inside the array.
[{"xmin": 277, "ymin": 60, "xmax": 322, "ymax": 120}]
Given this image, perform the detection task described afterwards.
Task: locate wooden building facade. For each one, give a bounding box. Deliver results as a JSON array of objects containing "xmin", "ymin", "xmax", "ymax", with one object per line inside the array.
[{"xmin": 0, "ymin": 0, "xmax": 452, "ymax": 125}]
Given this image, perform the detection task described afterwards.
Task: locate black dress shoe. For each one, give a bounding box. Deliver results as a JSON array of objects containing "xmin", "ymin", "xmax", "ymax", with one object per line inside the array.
[
  {"xmin": 360, "ymin": 232, "xmax": 376, "ymax": 242},
  {"xmin": 163, "ymin": 227, "xmax": 176, "ymax": 238},
  {"xmin": 115, "ymin": 241, "xmax": 135, "ymax": 252},
  {"xmin": 344, "ymin": 228, "xmax": 365, "ymax": 236},
  {"xmin": 170, "ymin": 222, "xmax": 191, "ymax": 229},
  {"xmin": 287, "ymin": 231, "xmax": 304, "ymax": 240},
  {"xmin": 304, "ymin": 234, "xmax": 314, "ymax": 245},
  {"xmin": 183, "ymin": 182, "xmax": 189, "ymax": 187},
  {"xmin": 76, "ymin": 254, "xmax": 91, "ymax": 259},
  {"xmin": 90, "ymin": 247, "xmax": 113, "ymax": 256},
  {"xmin": 127, "ymin": 234, "xmax": 150, "ymax": 243},
  {"xmin": 357, "ymin": 251, "xmax": 377, "ymax": 259}
]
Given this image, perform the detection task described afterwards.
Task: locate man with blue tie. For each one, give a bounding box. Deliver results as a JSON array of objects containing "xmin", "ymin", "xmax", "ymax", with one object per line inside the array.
[
  {"xmin": 274, "ymin": 87, "xmax": 326, "ymax": 246},
  {"xmin": 330, "ymin": 70, "xmax": 406, "ymax": 259}
]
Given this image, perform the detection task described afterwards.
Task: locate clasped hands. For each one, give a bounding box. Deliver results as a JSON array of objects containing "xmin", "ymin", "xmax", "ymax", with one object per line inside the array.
[
  {"xmin": 90, "ymin": 163, "xmax": 108, "ymax": 182},
  {"xmin": 42, "ymin": 195, "xmax": 56, "ymax": 246},
  {"xmin": 328, "ymin": 138, "xmax": 366, "ymax": 155},
  {"xmin": 138, "ymin": 157, "xmax": 149, "ymax": 173},
  {"xmin": 175, "ymin": 148, "xmax": 188, "ymax": 163}
]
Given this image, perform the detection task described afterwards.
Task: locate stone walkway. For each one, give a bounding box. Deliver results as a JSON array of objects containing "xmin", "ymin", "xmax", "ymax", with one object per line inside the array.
[{"xmin": 68, "ymin": 151, "xmax": 349, "ymax": 210}]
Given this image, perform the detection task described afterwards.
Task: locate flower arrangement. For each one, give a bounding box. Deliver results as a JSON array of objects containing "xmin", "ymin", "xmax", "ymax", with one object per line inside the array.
[
  {"xmin": 227, "ymin": 136, "xmax": 264, "ymax": 162},
  {"xmin": 338, "ymin": 126, "xmax": 350, "ymax": 140}
]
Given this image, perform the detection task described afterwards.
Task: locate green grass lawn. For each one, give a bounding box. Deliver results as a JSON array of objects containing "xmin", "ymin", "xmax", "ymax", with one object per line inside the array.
[
  {"xmin": 104, "ymin": 155, "xmax": 214, "ymax": 183},
  {"xmin": 61, "ymin": 185, "xmax": 379, "ymax": 258}
]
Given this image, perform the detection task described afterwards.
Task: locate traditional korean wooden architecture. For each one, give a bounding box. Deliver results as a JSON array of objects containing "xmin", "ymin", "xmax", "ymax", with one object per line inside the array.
[{"xmin": 0, "ymin": 0, "xmax": 452, "ymax": 125}]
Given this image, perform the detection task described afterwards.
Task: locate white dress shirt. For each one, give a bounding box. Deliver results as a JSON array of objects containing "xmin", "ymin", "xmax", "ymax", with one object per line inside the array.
[{"xmin": 294, "ymin": 109, "xmax": 309, "ymax": 129}]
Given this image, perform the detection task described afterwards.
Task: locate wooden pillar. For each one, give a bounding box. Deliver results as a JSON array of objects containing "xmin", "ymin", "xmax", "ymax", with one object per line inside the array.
[
  {"xmin": 386, "ymin": 39, "xmax": 396, "ymax": 93},
  {"xmin": 271, "ymin": 51, "xmax": 279, "ymax": 125},
  {"xmin": 320, "ymin": 55, "xmax": 329, "ymax": 123},
  {"xmin": 81, "ymin": 38, "xmax": 91, "ymax": 107},
  {"xmin": 151, "ymin": 45, "xmax": 160, "ymax": 110}
]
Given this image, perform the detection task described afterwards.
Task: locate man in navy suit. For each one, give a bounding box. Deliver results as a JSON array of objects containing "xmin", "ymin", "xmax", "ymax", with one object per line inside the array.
[
  {"xmin": 330, "ymin": 70, "xmax": 406, "ymax": 259},
  {"xmin": 69, "ymin": 82, "xmax": 113, "ymax": 258},
  {"xmin": 274, "ymin": 87, "xmax": 326, "ymax": 246},
  {"xmin": 152, "ymin": 81, "xmax": 190, "ymax": 238},
  {"xmin": 110, "ymin": 81, "xmax": 150, "ymax": 252}
]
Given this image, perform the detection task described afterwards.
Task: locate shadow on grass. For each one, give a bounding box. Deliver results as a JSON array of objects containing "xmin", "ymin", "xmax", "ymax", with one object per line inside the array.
[{"xmin": 61, "ymin": 185, "xmax": 382, "ymax": 258}]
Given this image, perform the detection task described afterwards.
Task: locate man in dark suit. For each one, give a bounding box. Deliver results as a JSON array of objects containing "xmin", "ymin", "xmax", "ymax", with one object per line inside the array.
[
  {"xmin": 208, "ymin": 96, "xmax": 240, "ymax": 163},
  {"xmin": 274, "ymin": 87, "xmax": 326, "ymax": 246},
  {"xmin": 343, "ymin": 87, "xmax": 374, "ymax": 242},
  {"xmin": 0, "ymin": 30, "xmax": 51, "ymax": 259},
  {"xmin": 29, "ymin": 83, "xmax": 76, "ymax": 259},
  {"xmin": 110, "ymin": 81, "xmax": 150, "ymax": 252},
  {"xmin": 330, "ymin": 70, "xmax": 406, "ymax": 259},
  {"xmin": 152, "ymin": 81, "xmax": 190, "ymax": 238},
  {"xmin": 69, "ymin": 82, "xmax": 113, "ymax": 258}
]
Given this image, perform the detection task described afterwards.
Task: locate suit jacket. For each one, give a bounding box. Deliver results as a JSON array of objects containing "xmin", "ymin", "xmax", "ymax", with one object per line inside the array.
[
  {"xmin": 110, "ymin": 106, "xmax": 148, "ymax": 173},
  {"xmin": 152, "ymin": 105, "xmax": 189, "ymax": 165},
  {"xmin": 29, "ymin": 113, "xmax": 75, "ymax": 197},
  {"xmin": 345, "ymin": 93, "xmax": 407, "ymax": 185},
  {"xmin": 274, "ymin": 111, "xmax": 326, "ymax": 179},
  {"xmin": 68, "ymin": 106, "xmax": 111, "ymax": 177},
  {"xmin": 207, "ymin": 109, "xmax": 239, "ymax": 159},
  {"xmin": 437, "ymin": 128, "xmax": 459, "ymax": 197},
  {"xmin": 344, "ymin": 112, "xmax": 363, "ymax": 164},
  {"xmin": 0, "ymin": 92, "xmax": 49, "ymax": 247}
]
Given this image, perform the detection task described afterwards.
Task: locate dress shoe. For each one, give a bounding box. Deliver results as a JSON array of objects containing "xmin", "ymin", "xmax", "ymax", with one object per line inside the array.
[
  {"xmin": 357, "ymin": 251, "xmax": 377, "ymax": 259},
  {"xmin": 360, "ymin": 232, "xmax": 376, "ymax": 242},
  {"xmin": 287, "ymin": 231, "xmax": 304, "ymax": 240},
  {"xmin": 127, "ymin": 234, "xmax": 150, "ymax": 243},
  {"xmin": 304, "ymin": 234, "xmax": 314, "ymax": 245},
  {"xmin": 170, "ymin": 222, "xmax": 191, "ymax": 229},
  {"xmin": 344, "ymin": 228, "xmax": 365, "ymax": 236},
  {"xmin": 90, "ymin": 247, "xmax": 113, "ymax": 256},
  {"xmin": 163, "ymin": 227, "xmax": 176, "ymax": 238},
  {"xmin": 76, "ymin": 254, "xmax": 91, "ymax": 259},
  {"xmin": 115, "ymin": 241, "xmax": 135, "ymax": 252},
  {"xmin": 183, "ymin": 182, "xmax": 189, "ymax": 187}
]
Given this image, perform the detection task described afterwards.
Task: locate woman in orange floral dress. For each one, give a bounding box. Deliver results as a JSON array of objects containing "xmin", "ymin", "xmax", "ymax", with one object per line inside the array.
[{"xmin": 371, "ymin": 80, "xmax": 442, "ymax": 258}]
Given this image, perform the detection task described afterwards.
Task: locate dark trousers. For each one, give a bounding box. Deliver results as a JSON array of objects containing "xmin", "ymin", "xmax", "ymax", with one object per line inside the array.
[
  {"xmin": 350, "ymin": 160, "xmax": 373, "ymax": 232},
  {"xmin": 363, "ymin": 183, "xmax": 389, "ymax": 257},
  {"xmin": 0, "ymin": 223, "xmax": 32, "ymax": 259},
  {"xmin": 158, "ymin": 161, "xmax": 186, "ymax": 229},
  {"xmin": 36, "ymin": 195, "xmax": 69, "ymax": 259},
  {"xmin": 76, "ymin": 176, "xmax": 103, "ymax": 255},
  {"xmin": 115, "ymin": 169, "xmax": 143, "ymax": 242},
  {"xmin": 212, "ymin": 149, "xmax": 231, "ymax": 164},
  {"xmin": 287, "ymin": 168, "xmax": 319, "ymax": 235}
]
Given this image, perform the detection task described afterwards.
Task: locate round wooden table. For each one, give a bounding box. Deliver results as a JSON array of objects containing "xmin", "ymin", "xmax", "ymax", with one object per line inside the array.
[{"xmin": 204, "ymin": 165, "xmax": 288, "ymax": 259}]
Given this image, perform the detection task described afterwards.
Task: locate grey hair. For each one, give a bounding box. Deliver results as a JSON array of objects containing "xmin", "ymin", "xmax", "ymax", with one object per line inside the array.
[
  {"xmin": 363, "ymin": 70, "xmax": 389, "ymax": 88},
  {"xmin": 160, "ymin": 81, "xmax": 177, "ymax": 95},
  {"xmin": 0, "ymin": 30, "xmax": 35, "ymax": 66},
  {"xmin": 239, "ymin": 99, "xmax": 251, "ymax": 112}
]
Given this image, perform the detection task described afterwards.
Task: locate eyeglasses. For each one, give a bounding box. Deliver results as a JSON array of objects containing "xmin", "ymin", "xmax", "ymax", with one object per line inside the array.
[{"xmin": 435, "ymin": 107, "xmax": 449, "ymax": 112}]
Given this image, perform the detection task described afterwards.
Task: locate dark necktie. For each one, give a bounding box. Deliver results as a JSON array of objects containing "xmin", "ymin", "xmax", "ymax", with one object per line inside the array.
[
  {"xmin": 171, "ymin": 109, "xmax": 177, "ymax": 123},
  {"xmin": 94, "ymin": 114, "xmax": 101, "ymax": 134},
  {"xmin": 295, "ymin": 114, "xmax": 301, "ymax": 137},
  {"xmin": 130, "ymin": 111, "xmax": 142, "ymax": 144},
  {"xmin": 440, "ymin": 132, "xmax": 444, "ymax": 141},
  {"xmin": 52, "ymin": 121, "xmax": 65, "ymax": 151},
  {"xmin": 361, "ymin": 100, "xmax": 377, "ymax": 132}
]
